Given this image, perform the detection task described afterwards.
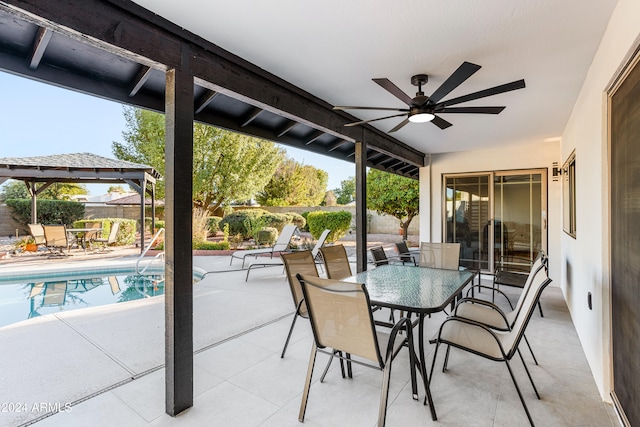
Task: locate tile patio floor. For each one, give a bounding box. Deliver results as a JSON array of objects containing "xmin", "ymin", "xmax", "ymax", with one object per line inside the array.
[{"xmin": 0, "ymin": 251, "xmax": 619, "ymax": 427}]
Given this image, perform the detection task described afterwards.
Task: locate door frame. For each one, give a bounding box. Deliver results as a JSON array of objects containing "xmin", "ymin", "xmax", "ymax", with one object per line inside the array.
[{"xmin": 442, "ymin": 169, "xmax": 548, "ymax": 274}]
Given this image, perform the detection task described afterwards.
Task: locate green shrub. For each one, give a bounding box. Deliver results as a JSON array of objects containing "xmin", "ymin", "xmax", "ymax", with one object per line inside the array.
[
  {"xmin": 72, "ymin": 218, "xmax": 136, "ymax": 245},
  {"xmin": 307, "ymin": 210, "xmax": 352, "ymax": 243},
  {"xmin": 207, "ymin": 216, "xmax": 223, "ymax": 234},
  {"xmin": 219, "ymin": 209, "xmax": 269, "ymax": 238},
  {"xmin": 154, "ymin": 220, "xmax": 165, "ymax": 230},
  {"xmin": 261, "ymin": 213, "xmax": 289, "ymax": 231},
  {"xmin": 6, "ymin": 198, "xmax": 84, "ymax": 227},
  {"xmin": 193, "ymin": 240, "xmax": 230, "ymax": 250},
  {"xmin": 300, "ymin": 212, "xmax": 310, "ymax": 231},
  {"xmin": 286, "ymin": 212, "xmax": 306, "ymax": 230},
  {"xmin": 256, "ymin": 227, "xmax": 278, "ymax": 245}
]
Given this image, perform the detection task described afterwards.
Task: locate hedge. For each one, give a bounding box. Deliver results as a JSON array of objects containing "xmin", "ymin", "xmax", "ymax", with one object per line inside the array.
[
  {"xmin": 218, "ymin": 208, "xmax": 269, "ymax": 238},
  {"xmin": 306, "ymin": 210, "xmax": 351, "ymax": 243},
  {"xmin": 5, "ymin": 198, "xmax": 84, "ymax": 227},
  {"xmin": 256, "ymin": 227, "xmax": 278, "ymax": 245},
  {"xmin": 73, "ymin": 218, "xmax": 137, "ymax": 245}
]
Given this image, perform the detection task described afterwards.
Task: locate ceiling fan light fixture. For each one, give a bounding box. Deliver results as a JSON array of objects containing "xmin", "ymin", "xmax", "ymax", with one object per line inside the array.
[{"xmin": 408, "ymin": 111, "xmax": 435, "ymax": 123}]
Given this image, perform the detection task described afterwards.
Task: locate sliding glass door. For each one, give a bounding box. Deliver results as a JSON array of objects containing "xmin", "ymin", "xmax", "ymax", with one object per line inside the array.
[{"xmin": 444, "ymin": 170, "xmax": 546, "ymax": 273}]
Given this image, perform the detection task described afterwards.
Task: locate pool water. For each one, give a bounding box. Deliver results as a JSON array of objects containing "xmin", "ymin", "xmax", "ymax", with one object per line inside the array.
[{"xmin": 0, "ymin": 268, "xmax": 199, "ymax": 328}]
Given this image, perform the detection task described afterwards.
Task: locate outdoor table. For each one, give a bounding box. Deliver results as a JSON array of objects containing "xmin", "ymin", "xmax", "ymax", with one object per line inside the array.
[
  {"xmin": 344, "ymin": 264, "xmax": 476, "ymax": 421},
  {"xmin": 66, "ymin": 227, "xmax": 103, "ymax": 253}
]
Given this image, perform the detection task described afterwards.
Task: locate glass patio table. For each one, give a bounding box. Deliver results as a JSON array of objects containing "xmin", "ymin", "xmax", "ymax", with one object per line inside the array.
[{"xmin": 344, "ymin": 264, "xmax": 476, "ymax": 421}]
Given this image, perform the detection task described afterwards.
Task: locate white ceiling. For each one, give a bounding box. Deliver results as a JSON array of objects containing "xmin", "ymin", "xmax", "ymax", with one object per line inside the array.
[{"xmin": 133, "ymin": 0, "xmax": 617, "ymax": 155}]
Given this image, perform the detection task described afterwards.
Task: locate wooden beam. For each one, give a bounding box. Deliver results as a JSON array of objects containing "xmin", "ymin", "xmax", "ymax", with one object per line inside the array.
[
  {"xmin": 194, "ymin": 89, "xmax": 218, "ymax": 114},
  {"xmin": 28, "ymin": 26, "xmax": 51, "ymax": 70},
  {"xmin": 304, "ymin": 130, "xmax": 324, "ymax": 145},
  {"xmin": 327, "ymin": 139, "xmax": 350, "ymax": 152},
  {"xmin": 275, "ymin": 120, "xmax": 297, "ymax": 137},
  {"xmin": 164, "ymin": 56, "xmax": 194, "ymax": 417},
  {"xmin": 128, "ymin": 65, "xmax": 153, "ymax": 97},
  {"xmin": 240, "ymin": 107, "xmax": 263, "ymax": 128}
]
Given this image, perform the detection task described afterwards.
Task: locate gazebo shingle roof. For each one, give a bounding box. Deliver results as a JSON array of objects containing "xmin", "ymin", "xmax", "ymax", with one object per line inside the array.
[{"xmin": 0, "ymin": 153, "xmax": 161, "ymax": 179}]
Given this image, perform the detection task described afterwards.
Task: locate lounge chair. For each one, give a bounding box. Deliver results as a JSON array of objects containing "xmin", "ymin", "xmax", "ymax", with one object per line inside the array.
[
  {"xmin": 244, "ymin": 228, "xmax": 330, "ymax": 281},
  {"xmin": 230, "ymin": 224, "xmax": 297, "ymax": 268}
]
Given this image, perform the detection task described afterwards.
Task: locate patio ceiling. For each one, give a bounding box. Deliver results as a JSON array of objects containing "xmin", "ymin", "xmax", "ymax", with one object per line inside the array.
[{"xmin": 0, "ymin": 1, "xmax": 425, "ymax": 180}]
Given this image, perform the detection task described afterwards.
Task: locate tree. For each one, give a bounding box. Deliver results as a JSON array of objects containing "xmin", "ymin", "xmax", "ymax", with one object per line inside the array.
[
  {"xmin": 113, "ymin": 107, "xmax": 285, "ymax": 210},
  {"xmin": 366, "ymin": 169, "xmax": 419, "ymax": 240},
  {"xmin": 0, "ymin": 180, "xmax": 87, "ymax": 202},
  {"xmin": 108, "ymin": 185, "xmax": 127, "ymax": 193},
  {"xmin": 255, "ymin": 157, "xmax": 328, "ymax": 206},
  {"xmin": 322, "ymin": 190, "xmax": 337, "ymax": 206},
  {"xmin": 334, "ymin": 176, "xmax": 355, "ymax": 205}
]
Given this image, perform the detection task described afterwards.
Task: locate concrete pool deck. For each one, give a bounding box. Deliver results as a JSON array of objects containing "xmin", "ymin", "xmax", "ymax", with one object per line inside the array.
[{"xmin": 0, "ymin": 249, "xmax": 618, "ymax": 427}]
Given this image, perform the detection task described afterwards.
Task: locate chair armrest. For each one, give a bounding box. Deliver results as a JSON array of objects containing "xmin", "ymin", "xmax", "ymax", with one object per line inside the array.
[
  {"xmin": 436, "ymin": 316, "xmax": 508, "ymax": 358},
  {"xmin": 453, "ymin": 297, "xmax": 510, "ymax": 328},
  {"xmin": 465, "ymin": 285, "xmax": 515, "ymax": 310}
]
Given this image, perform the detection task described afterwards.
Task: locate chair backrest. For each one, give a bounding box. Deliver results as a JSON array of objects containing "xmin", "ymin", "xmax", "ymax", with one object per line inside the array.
[
  {"xmin": 419, "ymin": 242, "xmax": 460, "ymax": 270},
  {"xmin": 272, "ymin": 224, "xmax": 297, "ymax": 252},
  {"xmin": 502, "ymin": 272, "xmax": 552, "ymax": 359},
  {"xmin": 43, "ymin": 225, "xmax": 68, "ymax": 248},
  {"xmin": 42, "ymin": 281, "xmax": 68, "ymax": 306},
  {"xmin": 107, "ymin": 222, "xmax": 120, "ymax": 243},
  {"xmin": 298, "ymin": 274, "xmax": 382, "ymax": 366},
  {"xmin": 320, "ymin": 244, "xmax": 352, "ymax": 279},
  {"xmin": 85, "ymin": 221, "xmax": 102, "ymax": 240},
  {"xmin": 28, "ymin": 223, "xmax": 46, "ymax": 245},
  {"xmin": 281, "ymin": 251, "xmax": 319, "ymax": 318},
  {"xmin": 394, "ymin": 241, "xmax": 414, "ymax": 263},
  {"xmin": 310, "ymin": 229, "xmax": 331, "ymax": 259},
  {"xmin": 370, "ymin": 246, "xmax": 389, "ymax": 266},
  {"xmin": 508, "ymin": 261, "xmax": 548, "ymax": 326}
]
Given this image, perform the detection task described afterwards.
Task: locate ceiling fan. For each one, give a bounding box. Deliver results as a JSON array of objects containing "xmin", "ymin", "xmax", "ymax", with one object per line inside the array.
[{"xmin": 333, "ymin": 61, "xmax": 525, "ymax": 132}]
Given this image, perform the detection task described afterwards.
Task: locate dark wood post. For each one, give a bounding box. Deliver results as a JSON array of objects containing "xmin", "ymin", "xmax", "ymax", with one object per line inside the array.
[
  {"xmin": 355, "ymin": 137, "xmax": 368, "ymax": 273},
  {"xmin": 164, "ymin": 48, "xmax": 194, "ymax": 416}
]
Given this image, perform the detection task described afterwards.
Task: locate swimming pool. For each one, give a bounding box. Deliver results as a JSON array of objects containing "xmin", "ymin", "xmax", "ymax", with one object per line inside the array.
[{"xmin": 0, "ymin": 265, "xmax": 205, "ymax": 328}]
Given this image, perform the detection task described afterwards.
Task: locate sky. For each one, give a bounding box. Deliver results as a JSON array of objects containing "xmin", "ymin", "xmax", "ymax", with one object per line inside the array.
[{"xmin": 0, "ymin": 71, "xmax": 355, "ymax": 196}]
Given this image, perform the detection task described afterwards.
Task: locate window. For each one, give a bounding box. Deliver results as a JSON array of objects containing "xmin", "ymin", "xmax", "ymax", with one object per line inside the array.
[{"xmin": 562, "ymin": 151, "xmax": 576, "ymax": 237}]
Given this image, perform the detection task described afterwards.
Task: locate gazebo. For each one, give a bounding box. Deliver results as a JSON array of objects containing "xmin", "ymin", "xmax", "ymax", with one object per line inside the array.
[{"xmin": 0, "ymin": 152, "xmax": 162, "ymax": 251}]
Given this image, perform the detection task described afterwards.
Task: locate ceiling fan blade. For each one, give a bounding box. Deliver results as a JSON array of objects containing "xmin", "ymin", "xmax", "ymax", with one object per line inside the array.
[
  {"xmin": 344, "ymin": 113, "xmax": 408, "ymax": 127},
  {"xmin": 372, "ymin": 78, "xmax": 414, "ymax": 106},
  {"xmin": 333, "ymin": 106, "xmax": 409, "ymax": 112},
  {"xmin": 437, "ymin": 106, "xmax": 505, "ymax": 114},
  {"xmin": 438, "ymin": 79, "xmax": 526, "ymax": 107},
  {"xmin": 388, "ymin": 118, "xmax": 410, "ymax": 133},
  {"xmin": 431, "ymin": 115, "xmax": 453, "ymax": 129},
  {"xmin": 426, "ymin": 62, "xmax": 482, "ymax": 105}
]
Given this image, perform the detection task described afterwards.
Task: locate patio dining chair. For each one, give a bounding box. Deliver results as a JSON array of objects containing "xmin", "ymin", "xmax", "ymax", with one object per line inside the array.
[
  {"xmin": 320, "ymin": 244, "xmax": 352, "ymax": 279},
  {"xmin": 280, "ymin": 250, "xmax": 319, "ymax": 358},
  {"xmin": 369, "ymin": 245, "xmax": 408, "ymax": 267},
  {"xmin": 27, "ymin": 223, "xmax": 46, "ymax": 248},
  {"xmin": 43, "ymin": 225, "xmax": 75, "ymax": 255},
  {"xmin": 297, "ymin": 274, "xmax": 417, "ymax": 427},
  {"xmin": 394, "ymin": 240, "xmax": 418, "ymax": 265},
  {"xmin": 494, "ymin": 251, "xmax": 547, "ymax": 316},
  {"xmin": 450, "ymin": 258, "xmax": 548, "ymax": 365},
  {"xmin": 90, "ymin": 221, "xmax": 120, "ymax": 251},
  {"xmin": 230, "ymin": 224, "xmax": 297, "ymax": 268},
  {"xmin": 419, "ymin": 242, "xmax": 461, "ymax": 270},
  {"xmin": 430, "ymin": 270, "xmax": 553, "ymax": 426}
]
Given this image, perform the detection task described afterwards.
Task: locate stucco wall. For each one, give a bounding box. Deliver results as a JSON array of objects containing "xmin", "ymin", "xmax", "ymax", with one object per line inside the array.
[
  {"xmin": 419, "ymin": 141, "xmax": 562, "ymax": 285},
  {"xmin": 559, "ymin": 0, "xmax": 640, "ymax": 401}
]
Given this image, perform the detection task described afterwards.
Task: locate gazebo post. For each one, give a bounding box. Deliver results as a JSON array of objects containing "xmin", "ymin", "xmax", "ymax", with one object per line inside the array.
[{"xmin": 29, "ymin": 180, "xmax": 37, "ymax": 225}]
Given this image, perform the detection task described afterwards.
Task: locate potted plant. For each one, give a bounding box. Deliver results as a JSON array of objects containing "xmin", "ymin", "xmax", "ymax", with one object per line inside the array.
[{"xmin": 14, "ymin": 236, "xmax": 37, "ymax": 252}]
